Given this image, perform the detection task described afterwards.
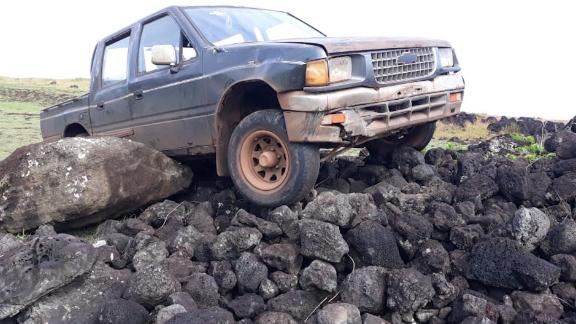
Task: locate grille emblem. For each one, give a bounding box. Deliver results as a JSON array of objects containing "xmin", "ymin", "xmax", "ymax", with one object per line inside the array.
[{"xmin": 397, "ymin": 52, "xmax": 418, "ymax": 65}]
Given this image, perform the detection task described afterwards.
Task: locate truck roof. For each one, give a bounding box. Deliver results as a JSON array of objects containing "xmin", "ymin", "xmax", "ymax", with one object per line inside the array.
[{"xmin": 100, "ymin": 5, "xmax": 287, "ymax": 43}]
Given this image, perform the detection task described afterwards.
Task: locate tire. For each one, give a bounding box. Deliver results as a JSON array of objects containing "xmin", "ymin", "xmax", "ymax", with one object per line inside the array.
[
  {"xmin": 367, "ymin": 121, "xmax": 437, "ymax": 158},
  {"xmin": 227, "ymin": 109, "xmax": 320, "ymax": 206}
]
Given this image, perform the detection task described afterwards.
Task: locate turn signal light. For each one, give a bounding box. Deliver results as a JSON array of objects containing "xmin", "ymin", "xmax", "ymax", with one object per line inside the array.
[
  {"xmin": 322, "ymin": 113, "xmax": 346, "ymax": 125},
  {"xmin": 449, "ymin": 92, "xmax": 463, "ymax": 103},
  {"xmin": 330, "ymin": 113, "xmax": 346, "ymax": 124}
]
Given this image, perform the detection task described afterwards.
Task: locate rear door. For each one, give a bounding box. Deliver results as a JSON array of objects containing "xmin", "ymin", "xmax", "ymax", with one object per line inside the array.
[
  {"xmin": 128, "ymin": 12, "xmax": 211, "ymax": 153},
  {"xmin": 90, "ymin": 32, "xmax": 134, "ymax": 137}
]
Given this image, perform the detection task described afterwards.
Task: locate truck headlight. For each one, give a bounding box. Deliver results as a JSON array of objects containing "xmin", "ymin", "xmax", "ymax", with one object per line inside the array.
[
  {"xmin": 328, "ymin": 56, "xmax": 352, "ymax": 83},
  {"xmin": 438, "ymin": 48, "xmax": 454, "ymax": 67},
  {"xmin": 305, "ymin": 56, "xmax": 352, "ymax": 86},
  {"xmin": 305, "ymin": 59, "xmax": 329, "ymax": 86}
]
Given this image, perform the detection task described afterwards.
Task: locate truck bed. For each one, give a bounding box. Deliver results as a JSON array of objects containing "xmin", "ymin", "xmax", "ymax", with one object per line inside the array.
[{"xmin": 40, "ymin": 94, "xmax": 90, "ymax": 141}]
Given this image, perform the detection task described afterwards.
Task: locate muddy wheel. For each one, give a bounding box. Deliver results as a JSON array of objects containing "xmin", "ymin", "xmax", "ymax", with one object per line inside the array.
[
  {"xmin": 367, "ymin": 121, "xmax": 436, "ymax": 158},
  {"xmin": 228, "ymin": 110, "xmax": 319, "ymax": 206}
]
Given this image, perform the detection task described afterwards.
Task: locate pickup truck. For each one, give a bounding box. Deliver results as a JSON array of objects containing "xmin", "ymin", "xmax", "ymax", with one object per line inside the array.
[{"xmin": 41, "ymin": 6, "xmax": 465, "ymax": 206}]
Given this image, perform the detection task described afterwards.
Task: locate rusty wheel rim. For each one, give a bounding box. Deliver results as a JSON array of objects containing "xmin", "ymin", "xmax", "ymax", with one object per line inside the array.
[{"xmin": 239, "ymin": 130, "xmax": 290, "ymax": 192}]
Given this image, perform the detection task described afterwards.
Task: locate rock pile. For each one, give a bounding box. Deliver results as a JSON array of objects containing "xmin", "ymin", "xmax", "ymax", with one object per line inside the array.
[
  {"xmin": 486, "ymin": 116, "xmax": 564, "ymax": 138},
  {"xmin": 441, "ymin": 112, "xmax": 478, "ymax": 128},
  {"xmin": 1, "ymin": 132, "xmax": 575, "ymax": 323},
  {"xmin": 442, "ymin": 112, "xmax": 571, "ymax": 140}
]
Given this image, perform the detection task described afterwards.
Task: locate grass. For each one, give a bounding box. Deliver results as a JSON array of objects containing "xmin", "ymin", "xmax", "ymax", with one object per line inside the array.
[
  {"xmin": 0, "ymin": 103, "xmax": 42, "ymax": 159},
  {"xmin": 15, "ymin": 229, "xmax": 28, "ymax": 241},
  {"xmin": 509, "ymin": 134, "xmax": 554, "ymax": 162},
  {"xmin": 0, "ymin": 76, "xmax": 89, "ymax": 161},
  {"xmin": 427, "ymin": 139, "xmax": 468, "ymax": 151},
  {"xmin": 0, "ymin": 76, "xmax": 89, "ymax": 96},
  {"xmin": 493, "ymin": 133, "xmax": 556, "ymax": 162},
  {"xmin": 0, "ymin": 101, "xmax": 42, "ymax": 113},
  {"xmin": 429, "ymin": 117, "xmax": 492, "ymax": 151},
  {"xmin": 510, "ymin": 132, "xmax": 536, "ymax": 144},
  {"xmin": 66, "ymin": 225, "xmax": 99, "ymax": 243},
  {"xmin": 434, "ymin": 119, "xmax": 492, "ymax": 142}
]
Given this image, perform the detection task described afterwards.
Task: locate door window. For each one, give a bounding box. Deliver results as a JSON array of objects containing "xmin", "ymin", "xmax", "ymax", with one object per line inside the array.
[
  {"xmin": 102, "ymin": 34, "xmax": 130, "ymax": 87},
  {"xmin": 138, "ymin": 15, "xmax": 196, "ymax": 74}
]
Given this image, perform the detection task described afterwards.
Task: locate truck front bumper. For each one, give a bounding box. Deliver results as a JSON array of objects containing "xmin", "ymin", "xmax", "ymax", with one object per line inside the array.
[{"xmin": 278, "ymin": 74, "xmax": 465, "ymax": 143}]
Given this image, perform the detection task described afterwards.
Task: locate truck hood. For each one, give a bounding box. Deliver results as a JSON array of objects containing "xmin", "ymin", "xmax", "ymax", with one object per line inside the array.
[{"xmin": 278, "ymin": 37, "xmax": 451, "ymax": 54}]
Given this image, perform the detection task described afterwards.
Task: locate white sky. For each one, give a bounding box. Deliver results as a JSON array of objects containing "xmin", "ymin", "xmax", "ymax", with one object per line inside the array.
[{"xmin": 0, "ymin": 0, "xmax": 574, "ymax": 120}]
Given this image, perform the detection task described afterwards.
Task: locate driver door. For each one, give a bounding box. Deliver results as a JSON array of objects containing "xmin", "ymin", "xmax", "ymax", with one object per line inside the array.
[{"xmin": 128, "ymin": 13, "xmax": 211, "ymax": 153}]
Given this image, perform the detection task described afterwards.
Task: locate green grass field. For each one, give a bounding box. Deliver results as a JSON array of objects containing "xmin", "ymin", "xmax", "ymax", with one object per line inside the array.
[{"xmin": 0, "ymin": 76, "xmax": 89, "ymax": 160}]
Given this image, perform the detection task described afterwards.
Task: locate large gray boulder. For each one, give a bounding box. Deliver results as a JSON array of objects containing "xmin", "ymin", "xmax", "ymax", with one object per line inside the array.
[
  {"xmin": 0, "ymin": 137, "xmax": 192, "ymax": 233},
  {"xmin": 0, "ymin": 234, "xmax": 99, "ymax": 319}
]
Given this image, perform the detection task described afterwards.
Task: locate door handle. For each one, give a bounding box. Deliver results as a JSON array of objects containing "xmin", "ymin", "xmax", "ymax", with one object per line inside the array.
[
  {"xmin": 96, "ymin": 102, "xmax": 105, "ymax": 110},
  {"xmin": 133, "ymin": 90, "xmax": 144, "ymax": 100}
]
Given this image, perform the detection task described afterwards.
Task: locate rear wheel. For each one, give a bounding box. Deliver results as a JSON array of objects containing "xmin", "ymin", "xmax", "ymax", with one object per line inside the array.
[
  {"xmin": 367, "ymin": 121, "xmax": 436, "ymax": 158},
  {"xmin": 228, "ymin": 110, "xmax": 320, "ymax": 206}
]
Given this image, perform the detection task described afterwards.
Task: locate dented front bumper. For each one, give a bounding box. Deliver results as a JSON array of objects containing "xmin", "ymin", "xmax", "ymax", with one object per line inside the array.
[{"xmin": 279, "ymin": 74, "xmax": 465, "ymax": 143}]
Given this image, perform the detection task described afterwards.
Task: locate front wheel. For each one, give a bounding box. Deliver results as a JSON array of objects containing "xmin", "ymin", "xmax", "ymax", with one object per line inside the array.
[{"xmin": 227, "ymin": 110, "xmax": 320, "ymax": 207}]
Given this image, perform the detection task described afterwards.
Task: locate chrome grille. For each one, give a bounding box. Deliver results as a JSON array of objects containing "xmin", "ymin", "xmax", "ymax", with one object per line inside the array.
[{"xmin": 371, "ymin": 48, "xmax": 436, "ymax": 84}]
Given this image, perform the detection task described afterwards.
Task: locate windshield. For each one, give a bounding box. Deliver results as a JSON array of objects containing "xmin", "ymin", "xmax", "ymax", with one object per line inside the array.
[{"xmin": 184, "ymin": 7, "xmax": 324, "ymax": 47}]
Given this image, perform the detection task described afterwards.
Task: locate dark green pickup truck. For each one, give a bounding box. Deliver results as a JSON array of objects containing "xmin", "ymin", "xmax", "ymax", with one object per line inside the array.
[{"xmin": 40, "ymin": 6, "xmax": 465, "ymax": 206}]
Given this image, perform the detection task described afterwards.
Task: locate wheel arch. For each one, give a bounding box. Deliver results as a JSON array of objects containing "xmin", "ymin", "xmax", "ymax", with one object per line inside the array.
[
  {"xmin": 214, "ymin": 79, "xmax": 282, "ymax": 176},
  {"xmin": 63, "ymin": 123, "xmax": 89, "ymax": 137}
]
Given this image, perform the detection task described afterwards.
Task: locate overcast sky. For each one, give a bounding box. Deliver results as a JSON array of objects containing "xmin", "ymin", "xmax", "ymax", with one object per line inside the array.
[{"xmin": 0, "ymin": 0, "xmax": 574, "ymax": 120}]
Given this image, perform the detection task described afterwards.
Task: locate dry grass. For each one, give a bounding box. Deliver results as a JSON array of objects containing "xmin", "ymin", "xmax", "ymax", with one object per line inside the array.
[
  {"xmin": 0, "ymin": 76, "xmax": 89, "ymax": 96},
  {"xmin": 434, "ymin": 120, "xmax": 492, "ymax": 141}
]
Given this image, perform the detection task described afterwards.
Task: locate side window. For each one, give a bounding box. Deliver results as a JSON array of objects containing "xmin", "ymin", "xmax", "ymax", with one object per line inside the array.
[
  {"xmin": 102, "ymin": 34, "xmax": 130, "ymax": 87},
  {"xmin": 138, "ymin": 15, "xmax": 196, "ymax": 74},
  {"xmin": 182, "ymin": 33, "xmax": 197, "ymax": 61}
]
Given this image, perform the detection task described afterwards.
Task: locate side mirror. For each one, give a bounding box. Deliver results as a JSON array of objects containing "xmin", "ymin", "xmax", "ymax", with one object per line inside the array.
[{"xmin": 151, "ymin": 45, "xmax": 177, "ymax": 66}]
